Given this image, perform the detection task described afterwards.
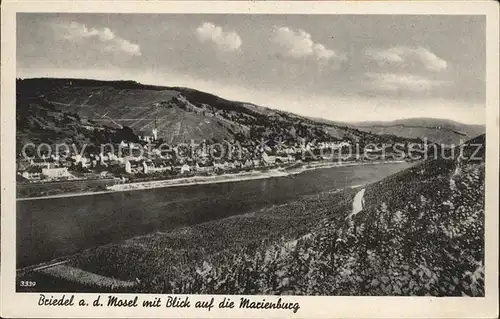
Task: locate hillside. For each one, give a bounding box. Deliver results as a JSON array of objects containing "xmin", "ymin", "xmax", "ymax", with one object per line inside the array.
[
  {"xmin": 352, "ymin": 118, "xmax": 485, "ymax": 145},
  {"xmin": 16, "ymin": 96, "xmax": 100, "ymax": 155},
  {"xmin": 16, "ymin": 95, "xmax": 146, "ymax": 158},
  {"xmin": 17, "ymin": 78, "xmax": 422, "ymax": 146},
  {"xmin": 61, "ymin": 135, "xmax": 485, "ymax": 296},
  {"xmin": 17, "ymin": 79, "xmax": 243, "ymax": 145},
  {"xmin": 332, "ymin": 134, "xmax": 485, "ymax": 295},
  {"xmin": 189, "ymin": 134, "xmax": 484, "ymax": 296}
]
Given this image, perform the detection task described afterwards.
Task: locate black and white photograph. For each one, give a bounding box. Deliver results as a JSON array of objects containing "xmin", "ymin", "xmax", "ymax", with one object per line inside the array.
[{"xmin": 1, "ymin": 1, "xmax": 499, "ymax": 318}]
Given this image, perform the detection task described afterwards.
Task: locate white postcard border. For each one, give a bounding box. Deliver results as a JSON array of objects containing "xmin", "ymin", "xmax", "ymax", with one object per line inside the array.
[{"xmin": 1, "ymin": 1, "xmax": 499, "ymax": 318}]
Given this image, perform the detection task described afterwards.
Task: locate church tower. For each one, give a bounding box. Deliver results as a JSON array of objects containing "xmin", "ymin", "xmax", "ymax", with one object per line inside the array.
[{"xmin": 152, "ymin": 119, "xmax": 158, "ymax": 141}]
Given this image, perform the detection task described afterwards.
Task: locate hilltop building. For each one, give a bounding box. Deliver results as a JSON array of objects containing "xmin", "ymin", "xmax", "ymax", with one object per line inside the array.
[
  {"xmin": 152, "ymin": 127, "xmax": 158, "ymax": 141},
  {"xmin": 138, "ymin": 120, "xmax": 159, "ymax": 143}
]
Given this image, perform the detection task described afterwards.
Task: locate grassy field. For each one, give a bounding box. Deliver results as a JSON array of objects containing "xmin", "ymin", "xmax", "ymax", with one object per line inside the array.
[{"xmin": 17, "ymin": 179, "xmax": 118, "ymax": 198}]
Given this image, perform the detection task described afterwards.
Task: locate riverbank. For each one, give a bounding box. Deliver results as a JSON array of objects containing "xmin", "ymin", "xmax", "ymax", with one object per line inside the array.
[
  {"xmin": 17, "ymin": 160, "xmax": 412, "ymax": 201},
  {"xmin": 110, "ymin": 160, "xmax": 409, "ymax": 193},
  {"xmin": 287, "ymin": 159, "xmax": 408, "ymax": 175},
  {"xmin": 106, "ymin": 168, "xmax": 289, "ymax": 192},
  {"xmin": 17, "ymin": 178, "xmax": 119, "ymax": 201}
]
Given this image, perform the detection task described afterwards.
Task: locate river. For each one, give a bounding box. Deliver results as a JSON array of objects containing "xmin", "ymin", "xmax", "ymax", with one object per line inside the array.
[{"xmin": 17, "ymin": 162, "xmax": 411, "ymax": 268}]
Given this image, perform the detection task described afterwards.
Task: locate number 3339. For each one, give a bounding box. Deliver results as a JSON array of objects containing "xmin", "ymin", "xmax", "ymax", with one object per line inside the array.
[{"xmin": 20, "ymin": 281, "xmax": 36, "ymax": 287}]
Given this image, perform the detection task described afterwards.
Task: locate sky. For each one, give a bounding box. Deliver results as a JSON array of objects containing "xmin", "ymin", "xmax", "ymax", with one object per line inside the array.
[{"xmin": 17, "ymin": 13, "xmax": 486, "ymax": 124}]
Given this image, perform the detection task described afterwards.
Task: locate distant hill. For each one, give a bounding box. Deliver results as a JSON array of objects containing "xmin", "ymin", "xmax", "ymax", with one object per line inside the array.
[
  {"xmin": 16, "ymin": 78, "xmax": 424, "ymax": 146},
  {"xmin": 351, "ymin": 118, "xmax": 485, "ymax": 145}
]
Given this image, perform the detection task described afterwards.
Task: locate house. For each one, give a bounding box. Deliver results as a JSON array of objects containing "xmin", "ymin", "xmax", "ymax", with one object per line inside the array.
[
  {"xmin": 41, "ymin": 167, "xmax": 71, "ymax": 179},
  {"xmin": 30, "ymin": 158, "xmax": 54, "ymax": 168},
  {"xmin": 120, "ymin": 147, "xmax": 144, "ymax": 160},
  {"xmin": 365, "ymin": 144, "xmax": 382, "ymax": 154},
  {"xmin": 81, "ymin": 157, "xmax": 91, "ymax": 168},
  {"xmin": 17, "ymin": 159, "xmax": 32, "ymax": 171},
  {"xmin": 150, "ymin": 148, "xmax": 164, "ymax": 157},
  {"xmin": 50, "ymin": 153, "xmax": 61, "ymax": 162},
  {"xmin": 180, "ymin": 164, "xmax": 191, "ymax": 174},
  {"xmin": 227, "ymin": 160, "xmax": 242, "ymax": 169},
  {"xmin": 274, "ymin": 155, "xmax": 290, "ymax": 164},
  {"xmin": 98, "ymin": 154, "xmax": 109, "ymax": 167},
  {"xmin": 100, "ymin": 171, "xmax": 110, "ymax": 178},
  {"xmin": 82, "ymin": 125, "xmax": 93, "ymax": 131},
  {"xmin": 124, "ymin": 159, "xmax": 142, "ymax": 174},
  {"xmin": 60, "ymin": 157, "xmax": 74, "ymax": 168},
  {"xmin": 193, "ymin": 142, "xmax": 208, "ymax": 156},
  {"xmin": 142, "ymin": 161, "xmax": 153, "ymax": 174},
  {"xmin": 72, "ymin": 154, "xmax": 91, "ymax": 168},
  {"xmin": 261, "ymin": 152, "xmax": 276, "ymax": 165},
  {"xmin": 299, "ymin": 142, "xmax": 313, "ymax": 151},
  {"xmin": 213, "ymin": 160, "xmax": 229, "ymax": 171},
  {"xmin": 22, "ymin": 166, "xmax": 42, "ymax": 181},
  {"xmin": 243, "ymin": 158, "xmax": 253, "ymax": 168},
  {"xmin": 252, "ymin": 158, "xmax": 262, "ymax": 167},
  {"xmin": 107, "ymin": 152, "xmax": 118, "ymax": 161},
  {"xmin": 275, "ymin": 152, "xmax": 291, "ymax": 164},
  {"xmin": 137, "ymin": 127, "xmax": 158, "ymax": 143},
  {"xmin": 196, "ymin": 161, "xmax": 214, "ymax": 173},
  {"xmin": 137, "ymin": 131, "xmax": 153, "ymax": 142},
  {"xmin": 143, "ymin": 160, "xmax": 172, "ymax": 174},
  {"xmin": 338, "ymin": 141, "xmax": 351, "ymax": 149},
  {"xmin": 129, "ymin": 143, "xmax": 141, "ymax": 150},
  {"xmin": 316, "ymin": 141, "xmax": 351, "ymax": 151}
]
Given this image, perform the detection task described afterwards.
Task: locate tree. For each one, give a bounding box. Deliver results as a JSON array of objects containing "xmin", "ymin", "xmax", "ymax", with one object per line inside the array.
[{"xmin": 112, "ymin": 126, "xmax": 139, "ymax": 143}]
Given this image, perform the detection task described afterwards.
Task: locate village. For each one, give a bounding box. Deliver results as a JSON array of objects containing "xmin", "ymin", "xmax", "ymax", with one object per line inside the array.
[{"xmin": 16, "ymin": 126, "xmax": 372, "ymax": 184}]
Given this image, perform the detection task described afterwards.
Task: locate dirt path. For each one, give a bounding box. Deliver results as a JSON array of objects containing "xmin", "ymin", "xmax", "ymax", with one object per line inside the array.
[{"xmin": 349, "ymin": 188, "xmax": 365, "ymax": 218}]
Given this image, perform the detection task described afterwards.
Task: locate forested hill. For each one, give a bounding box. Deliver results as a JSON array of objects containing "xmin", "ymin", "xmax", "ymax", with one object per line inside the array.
[
  {"xmin": 351, "ymin": 118, "xmax": 485, "ymax": 145},
  {"xmin": 17, "ymin": 78, "xmax": 423, "ymax": 146},
  {"xmin": 332, "ymin": 134, "xmax": 485, "ymax": 295}
]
